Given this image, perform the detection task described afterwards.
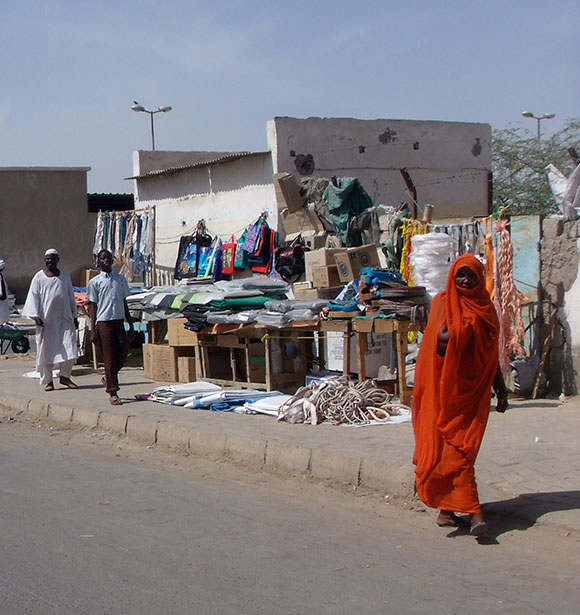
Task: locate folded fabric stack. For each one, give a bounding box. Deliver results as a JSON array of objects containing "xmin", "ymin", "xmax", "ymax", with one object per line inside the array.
[
  {"xmin": 358, "ymin": 267, "xmax": 428, "ymax": 323},
  {"xmin": 254, "ymin": 298, "xmax": 328, "ymax": 328}
]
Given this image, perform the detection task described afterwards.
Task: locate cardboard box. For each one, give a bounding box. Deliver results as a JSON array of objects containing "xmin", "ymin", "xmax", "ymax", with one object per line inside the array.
[
  {"xmin": 274, "ymin": 172, "xmax": 304, "ymax": 214},
  {"xmin": 281, "ymin": 209, "xmax": 314, "ymax": 235},
  {"xmin": 177, "ymin": 356, "xmax": 197, "ymax": 383},
  {"xmin": 334, "ymin": 245, "xmax": 380, "ymax": 282},
  {"xmin": 168, "ymin": 317, "xmax": 198, "ymax": 347},
  {"xmin": 312, "ymin": 265, "xmax": 342, "ymax": 289},
  {"xmin": 293, "ymin": 286, "xmax": 343, "ymax": 300},
  {"xmin": 143, "ymin": 344, "xmax": 195, "ymax": 382},
  {"xmin": 305, "ymin": 248, "xmax": 346, "ymax": 281},
  {"xmin": 285, "ymin": 231, "xmax": 326, "ymax": 251},
  {"xmin": 323, "ymin": 331, "xmax": 395, "ymax": 377},
  {"xmin": 247, "ymin": 343, "xmax": 266, "ymax": 383},
  {"xmin": 305, "ymin": 203, "xmax": 326, "ymax": 233}
]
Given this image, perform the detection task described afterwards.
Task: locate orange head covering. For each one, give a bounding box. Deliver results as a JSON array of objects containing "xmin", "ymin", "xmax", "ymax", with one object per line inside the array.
[
  {"xmin": 412, "ymin": 254, "xmax": 500, "ymax": 513},
  {"xmin": 438, "ymin": 254, "xmax": 499, "ymax": 455}
]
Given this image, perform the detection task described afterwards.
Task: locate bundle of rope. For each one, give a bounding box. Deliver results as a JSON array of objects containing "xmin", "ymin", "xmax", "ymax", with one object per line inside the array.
[
  {"xmin": 277, "ymin": 377, "xmax": 407, "ymax": 425},
  {"xmin": 494, "ymin": 219, "xmax": 525, "ymax": 371},
  {"xmin": 483, "ymin": 217, "xmax": 495, "ymax": 299}
]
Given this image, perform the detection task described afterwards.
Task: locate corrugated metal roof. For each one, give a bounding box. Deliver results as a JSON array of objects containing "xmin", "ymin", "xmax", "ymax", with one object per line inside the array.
[{"xmin": 124, "ymin": 151, "xmax": 270, "ymax": 180}]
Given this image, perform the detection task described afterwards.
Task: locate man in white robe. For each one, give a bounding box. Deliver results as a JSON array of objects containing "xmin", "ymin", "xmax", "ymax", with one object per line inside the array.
[{"xmin": 22, "ymin": 249, "xmax": 79, "ymax": 391}]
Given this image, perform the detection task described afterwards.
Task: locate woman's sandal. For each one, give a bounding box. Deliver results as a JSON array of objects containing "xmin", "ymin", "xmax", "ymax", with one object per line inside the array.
[
  {"xmin": 436, "ymin": 512, "xmax": 470, "ymax": 528},
  {"xmin": 109, "ymin": 395, "xmax": 122, "ymax": 406},
  {"xmin": 470, "ymin": 521, "xmax": 488, "ymax": 536},
  {"xmin": 44, "ymin": 382, "xmax": 54, "ymax": 392}
]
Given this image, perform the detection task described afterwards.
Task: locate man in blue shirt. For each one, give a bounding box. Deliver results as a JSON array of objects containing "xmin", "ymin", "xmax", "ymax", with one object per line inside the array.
[{"xmin": 87, "ymin": 249, "xmax": 134, "ymax": 405}]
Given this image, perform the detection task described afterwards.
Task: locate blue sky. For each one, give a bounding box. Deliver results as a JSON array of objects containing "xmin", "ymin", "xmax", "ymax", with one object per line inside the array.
[{"xmin": 1, "ymin": 0, "xmax": 578, "ymax": 194}]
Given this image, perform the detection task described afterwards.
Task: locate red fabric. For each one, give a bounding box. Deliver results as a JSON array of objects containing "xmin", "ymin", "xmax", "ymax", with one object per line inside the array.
[{"xmin": 412, "ymin": 254, "xmax": 499, "ymax": 514}]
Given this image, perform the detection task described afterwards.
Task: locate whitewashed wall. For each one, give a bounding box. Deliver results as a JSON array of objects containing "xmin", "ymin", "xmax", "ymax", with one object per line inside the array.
[
  {"xmin": 267, "ymin": 117, "xmax": 492, "ymax": 219},
  {"xmin": 133, "ymin": 152, "xmax": 277, "ymax": 270}
]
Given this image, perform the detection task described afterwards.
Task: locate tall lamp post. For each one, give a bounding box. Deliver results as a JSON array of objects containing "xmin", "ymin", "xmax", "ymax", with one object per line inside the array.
[
  {"xmin": 131, "ymin": 101, "xmax": 172, "ymax": 150},
  {"xmin": 521, "ymin": 110, "xmax": 555, "ymax": 141}
]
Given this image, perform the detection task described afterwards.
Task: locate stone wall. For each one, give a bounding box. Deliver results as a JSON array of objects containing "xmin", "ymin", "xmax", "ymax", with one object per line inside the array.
[{"xmin": 540, "ymin": 218, "xmax": 580, "ymax": 395}]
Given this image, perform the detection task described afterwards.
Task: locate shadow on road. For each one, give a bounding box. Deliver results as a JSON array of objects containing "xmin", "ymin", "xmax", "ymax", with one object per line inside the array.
[{"xmin": 445, "ymin": 490, "xmax": 580, "ymax": 545}]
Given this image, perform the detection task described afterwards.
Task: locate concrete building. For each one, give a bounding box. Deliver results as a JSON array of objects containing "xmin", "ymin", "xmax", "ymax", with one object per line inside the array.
[
  {"xmin": 130, "ymin": 117, "xmax": 492, "ymax": 271},
  {"xmin": 129, "ymin": 151, "xmax": 275, "ymax": 271},
  {"xmin": 0, "ymin": 167, "xmax": 94, "ymax": 300},
  {"xmin": 267, "ymin": 117, "xmax": 492, "ymax": 218}
]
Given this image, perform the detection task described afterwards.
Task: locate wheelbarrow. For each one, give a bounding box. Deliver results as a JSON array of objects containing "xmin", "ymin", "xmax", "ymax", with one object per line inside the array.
[{"xmin": 0, "ymin": 324, "xmax": 31, "ymax": 354}]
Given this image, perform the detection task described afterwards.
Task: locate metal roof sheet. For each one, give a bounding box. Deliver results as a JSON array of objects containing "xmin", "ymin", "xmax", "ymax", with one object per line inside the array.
[{"xmin": 125, "ymin": 151, "xmax": 270, "ymax": 180}]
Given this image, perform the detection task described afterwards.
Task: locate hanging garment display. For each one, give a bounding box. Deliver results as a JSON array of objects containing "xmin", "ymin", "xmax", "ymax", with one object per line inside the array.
[
  {"xmin": 241, "ymin": 216, "xmax": 265, "ymax": 253},
  {"xmin": 221, "ymin": 235, "xmax": 236, "ymax": 276},
  {"xmin": 274, "ymin": 235, "xmax": 309, "ymax": 282},
  {"xmin": 174, "ymin": 221, "xmax": 213, "ymax": 280},
  {"xmin": 92, "ymin": 208, "xmax": 154, "ymax": 281},
  {"xmin": 234, "ymin": 234, "xmax": 249, "ymax": 269}
]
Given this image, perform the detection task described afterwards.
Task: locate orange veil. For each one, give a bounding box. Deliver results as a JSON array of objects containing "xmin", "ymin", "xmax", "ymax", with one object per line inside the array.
[{"xmin": 412, "ymin": 254, "xmax": 499, "ymax": 514}]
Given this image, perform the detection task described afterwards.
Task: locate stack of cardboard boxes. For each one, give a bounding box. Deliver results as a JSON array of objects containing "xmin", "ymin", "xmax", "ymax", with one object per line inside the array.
[{"xmin": 296, "ymin": 245, "xmax": 380, "ymax": 300}]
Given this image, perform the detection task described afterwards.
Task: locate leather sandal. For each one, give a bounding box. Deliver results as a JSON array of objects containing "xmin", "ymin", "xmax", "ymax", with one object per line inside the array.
[
  {"xmin": 470, "ymin": 521, "xmax": 488, "ymax": 536},
  {"xmin": 59, "ymin": 377, "xmax": 79, "ymax": 389}
]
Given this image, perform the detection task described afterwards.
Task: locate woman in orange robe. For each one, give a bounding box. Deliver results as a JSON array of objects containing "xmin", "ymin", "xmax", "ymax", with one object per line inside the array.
[{"xmin": 412, "ymin": 254, "xmax": 508, "ymax": 536}]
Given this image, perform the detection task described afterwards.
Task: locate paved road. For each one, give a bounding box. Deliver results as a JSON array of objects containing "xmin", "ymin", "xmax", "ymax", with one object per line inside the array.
[{"xmin": 1, "ymin": 419, "xmax": 578, "ymax": 615}]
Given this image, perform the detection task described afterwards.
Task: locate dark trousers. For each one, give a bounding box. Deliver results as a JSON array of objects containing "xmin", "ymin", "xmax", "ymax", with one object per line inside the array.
[{"xmin": 97, "ymin": 320, "xmax": 128, "ymax": 394}]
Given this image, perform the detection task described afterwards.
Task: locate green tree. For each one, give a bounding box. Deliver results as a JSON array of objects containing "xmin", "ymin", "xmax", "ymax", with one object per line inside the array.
[{"xmin": 492, "ymin": 118, "xmax": 580, "ymax": 215}]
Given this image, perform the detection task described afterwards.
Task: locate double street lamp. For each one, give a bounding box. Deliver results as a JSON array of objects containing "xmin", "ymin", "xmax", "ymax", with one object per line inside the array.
[
  {"xmin": 131, "ymin": 101, "xmax": 172, "ymax": 150},
  {"xmin": 521, "ymin": 110, "xmax": 555, "ymax": 141}
]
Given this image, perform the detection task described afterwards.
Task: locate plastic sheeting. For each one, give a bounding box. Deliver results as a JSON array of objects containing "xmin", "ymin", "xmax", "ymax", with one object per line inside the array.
[{"xmin": 410, "ymin": 233, "xmax": 454, "ymax": 297}]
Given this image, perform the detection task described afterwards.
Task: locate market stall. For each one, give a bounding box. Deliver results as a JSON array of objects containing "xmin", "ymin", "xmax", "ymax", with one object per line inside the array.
[{"xmin": 84, "ymin": 170, "xmax": 558, "ymax": 413}]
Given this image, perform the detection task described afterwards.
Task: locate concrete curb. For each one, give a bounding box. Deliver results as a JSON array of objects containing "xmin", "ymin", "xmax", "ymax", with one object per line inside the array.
[{"xmin": 3, "ymin": 396, "xmax": 416, "ymax": 499}]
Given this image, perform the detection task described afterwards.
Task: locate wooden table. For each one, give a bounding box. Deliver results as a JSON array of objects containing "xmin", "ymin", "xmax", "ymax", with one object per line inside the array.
[
  {"xmin": 163, "ymin": 316, "xmax": 414, "ymax": 401},
  {"xmin": 352, "ymin": 317, "xmax": 418, "ymax": 406},
  {"xmin": 262, "ymin": 319, "xmax": 352, "ymax": 390},
  {"xmin": 170, "ymin": 319, "xmax": 352, "ymax": 391}
]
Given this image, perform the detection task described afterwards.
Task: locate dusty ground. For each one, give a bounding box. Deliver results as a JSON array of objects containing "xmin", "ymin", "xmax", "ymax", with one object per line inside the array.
[{"xmin": 2, "ymin": 411, "xmax": 578, "ymax": 552}]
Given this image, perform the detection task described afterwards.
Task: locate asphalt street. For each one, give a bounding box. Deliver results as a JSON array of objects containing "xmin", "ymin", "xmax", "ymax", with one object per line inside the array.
[{"xmin": 1, "ymin": 419, "xmax": 578, "ymax": 615}]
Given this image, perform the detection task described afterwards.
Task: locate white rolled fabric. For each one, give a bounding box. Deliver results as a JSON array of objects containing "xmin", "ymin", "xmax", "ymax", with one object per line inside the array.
[{"xmin": 410, "ymin": 233, "xmax": 454, "ymax": 297}]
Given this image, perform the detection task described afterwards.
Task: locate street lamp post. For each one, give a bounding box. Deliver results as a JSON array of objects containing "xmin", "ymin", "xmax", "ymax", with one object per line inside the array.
[
  {"xmin": 131, "ymin": 101, "xmax": 172, "ymax": 150},
  {"xmin": 521, "ymin": 110, "xmax": 555, "ymax": 141}
]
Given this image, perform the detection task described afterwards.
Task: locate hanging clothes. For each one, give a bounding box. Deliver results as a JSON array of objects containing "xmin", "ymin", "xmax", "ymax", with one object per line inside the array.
[{"xmin": 92, "ymin": 208, "xmax": 155, "ymax": 282}]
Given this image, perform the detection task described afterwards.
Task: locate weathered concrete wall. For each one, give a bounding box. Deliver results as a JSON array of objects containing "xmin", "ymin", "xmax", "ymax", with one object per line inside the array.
[
  {"xmin": 267, "ymin": 117, "xmax": 491, "ymax": 219},
  {"xmin": 0, "ymin": 168, "xmax": 94, "ymax": 300},
  {"xmin": 133, "ymin": 118, "xmax": 493, "ymax": 272},
  {"xmin": 540, "ymin": 218, "xmax": 580, "ymax": 395},
  {"xmin": 133, "ymin": 153, "xmax": 276, "ymax": 269}
]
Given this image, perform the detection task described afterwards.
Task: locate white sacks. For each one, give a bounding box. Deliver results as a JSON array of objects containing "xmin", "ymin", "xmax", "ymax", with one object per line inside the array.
[{"xmin": 410, "ymin": 233, "xmax": 454, "ymax": 297}]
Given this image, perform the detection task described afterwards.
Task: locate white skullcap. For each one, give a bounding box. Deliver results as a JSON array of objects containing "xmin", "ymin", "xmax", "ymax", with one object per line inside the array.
[{"xmin": 44, "ymin": 248, "xmax": 59, "ymax": 257}]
